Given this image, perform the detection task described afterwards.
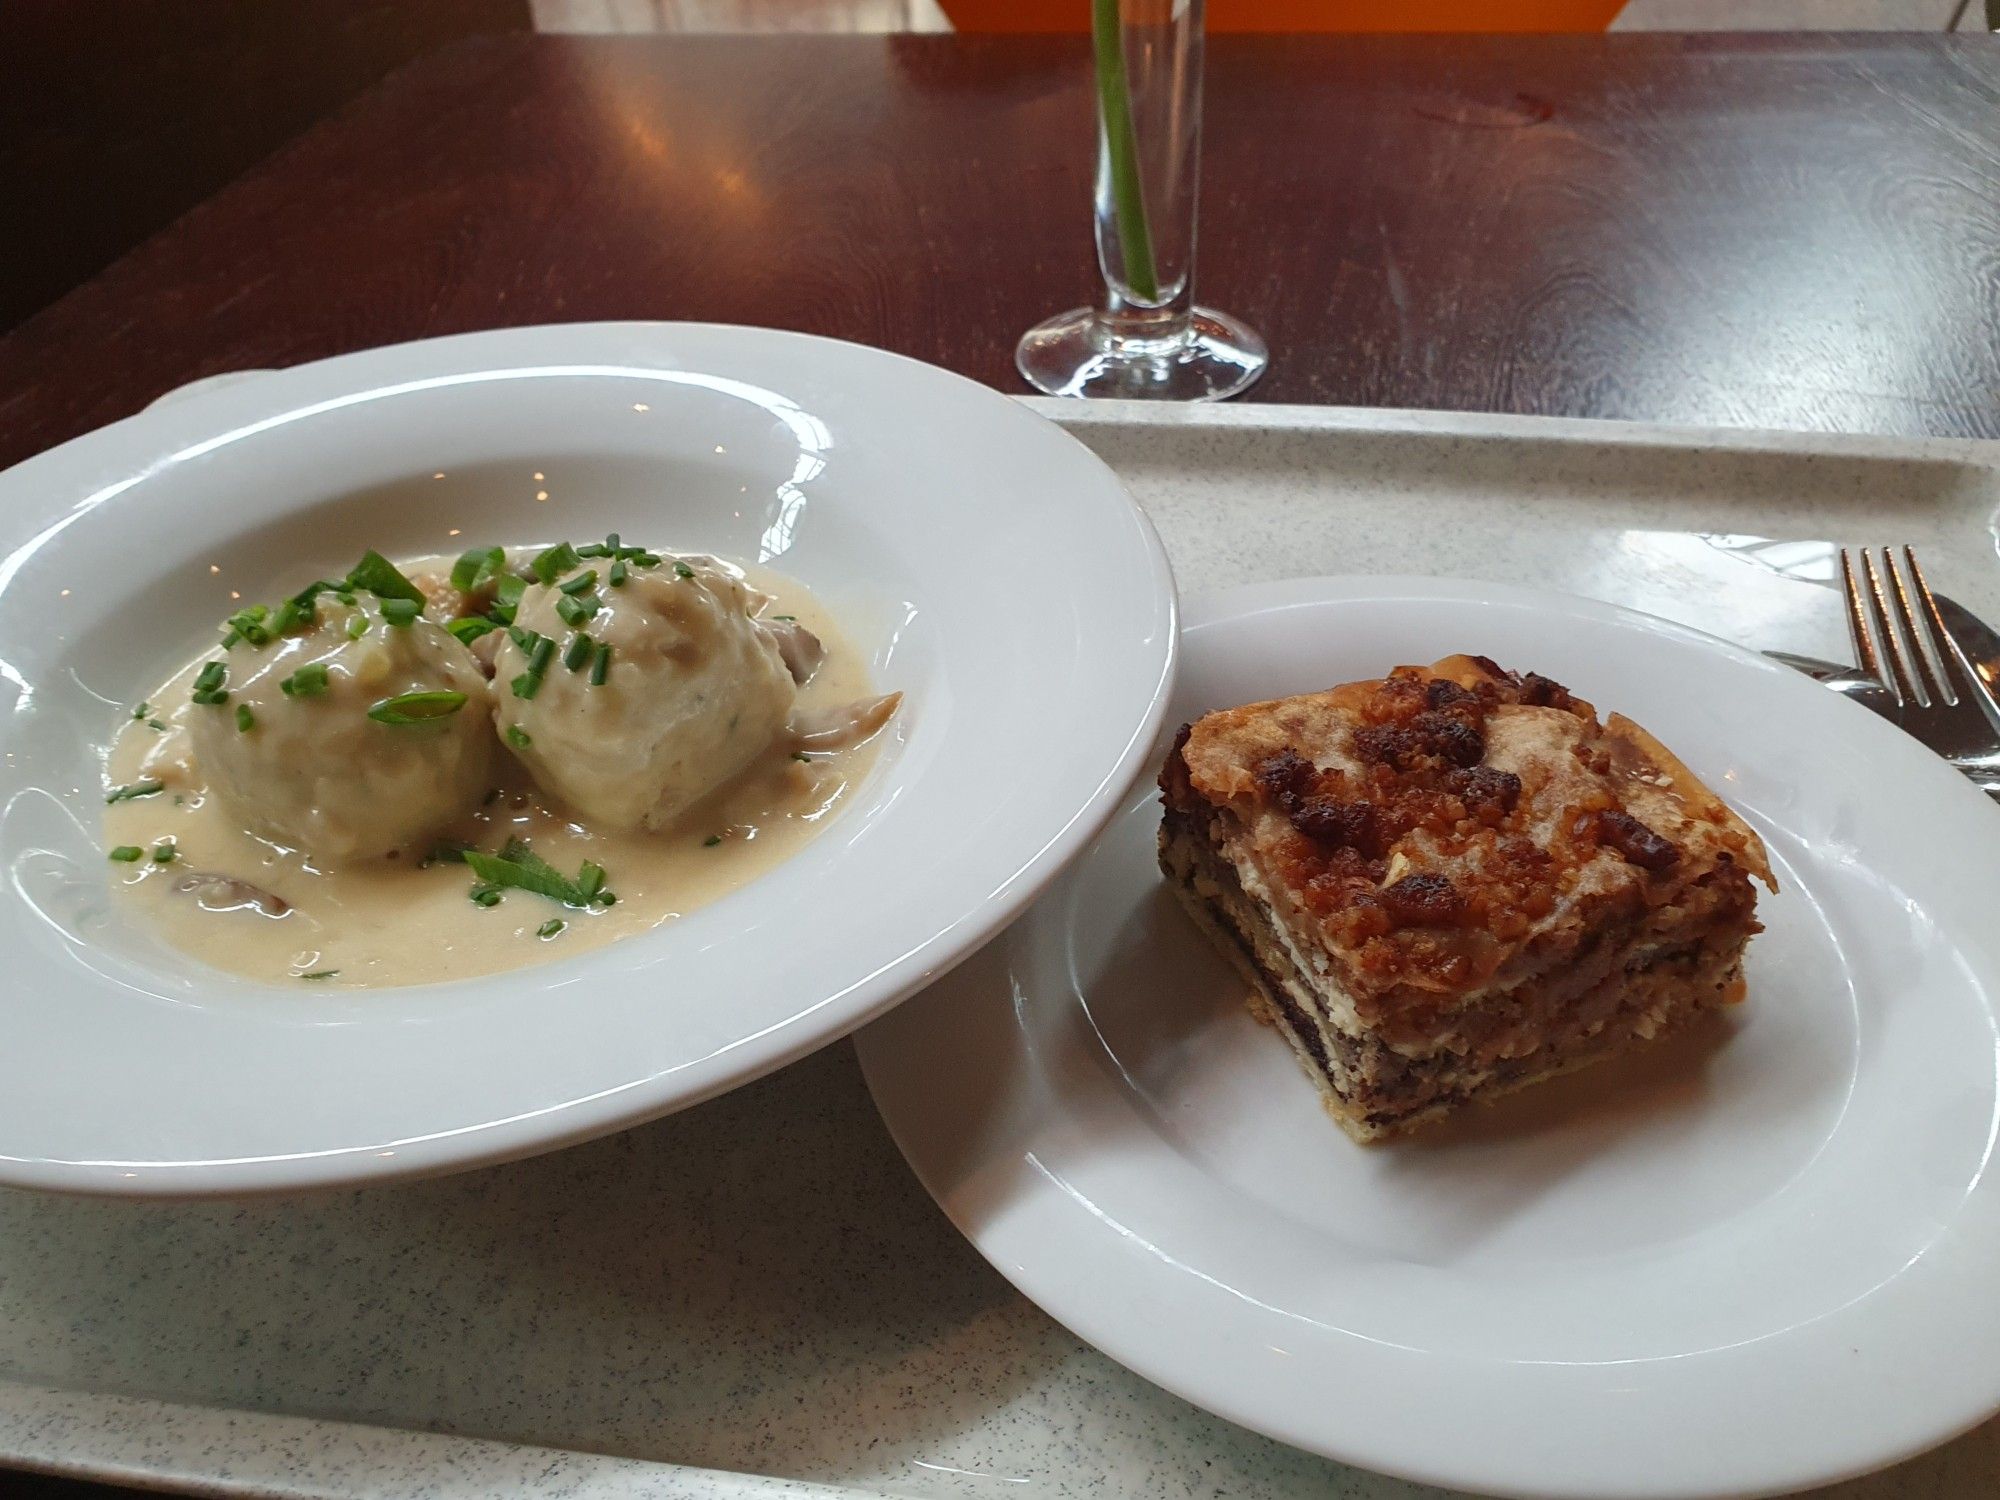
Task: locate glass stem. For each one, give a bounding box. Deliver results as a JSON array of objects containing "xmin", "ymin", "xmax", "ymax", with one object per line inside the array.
[{"xmin": 1093, "ymin": 0, "xmax": 1158, "ymax": 305}]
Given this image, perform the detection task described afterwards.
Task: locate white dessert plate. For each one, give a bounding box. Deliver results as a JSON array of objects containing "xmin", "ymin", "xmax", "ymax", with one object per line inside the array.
[
  {"xmin": 0, "ymin": 323, "xmax": 1176, "ymax": 1196},
  {"xmin": 857, "ymin": 576, "xmax": 2000, "ymax": 1500}
]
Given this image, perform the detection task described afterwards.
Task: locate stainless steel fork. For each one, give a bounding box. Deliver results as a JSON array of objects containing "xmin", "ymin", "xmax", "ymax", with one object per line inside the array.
[{"xmin": 1842, "ymin": 547, "xmax": 2000, "ymax": 798}]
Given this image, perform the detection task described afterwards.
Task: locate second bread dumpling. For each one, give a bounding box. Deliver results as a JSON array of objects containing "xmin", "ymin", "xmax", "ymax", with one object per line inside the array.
[{"xmin": 493, "ymin": 554, "xmax": 797, "ymax": 832}]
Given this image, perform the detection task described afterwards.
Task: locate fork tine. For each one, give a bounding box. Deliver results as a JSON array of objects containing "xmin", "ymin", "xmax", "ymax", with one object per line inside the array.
[
  {"xmin": 1905, "ymin": 548, "xmax": 2000, "ymax": 726},
  {"xmin": 1840, "ymin": 547, "xmax": 1893, "ymax": 700},
  {"xmin": 1861, "ymin": 548, "xmax": 1924, "ymax": 706},
  {"xmin": 1884, "ymin": 548, "xmax": 1952, "ymax": 706}
]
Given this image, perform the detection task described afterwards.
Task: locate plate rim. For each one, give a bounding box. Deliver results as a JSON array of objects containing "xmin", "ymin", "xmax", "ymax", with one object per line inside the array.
[
  {"xmin": 857, "ymin": 573, "xmax": 2000, "ymax": 1500},
  {"xmin": 0, "ymin": 321, "xmax": 1180, "ymax": 1196}
]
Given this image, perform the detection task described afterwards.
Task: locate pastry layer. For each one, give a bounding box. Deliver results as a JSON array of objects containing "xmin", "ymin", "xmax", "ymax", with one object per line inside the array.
[{"xmin": 1161, "ymin": 803, "xmax": 1753, "ymax": 1142}]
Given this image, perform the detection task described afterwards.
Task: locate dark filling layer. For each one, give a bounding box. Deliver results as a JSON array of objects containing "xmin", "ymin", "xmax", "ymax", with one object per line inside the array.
[{"xmin": 1161, "ymin": 805, "xmax": 1752, "ymax": 1133}]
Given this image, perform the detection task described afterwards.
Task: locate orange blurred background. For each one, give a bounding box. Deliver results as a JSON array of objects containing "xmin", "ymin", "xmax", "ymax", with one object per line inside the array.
[{"xmin": 939, "ymin": 1, "xmax": 1624, "ymax": 31}]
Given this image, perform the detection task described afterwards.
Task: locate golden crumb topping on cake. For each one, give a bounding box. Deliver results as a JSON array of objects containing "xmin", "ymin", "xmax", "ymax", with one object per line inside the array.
[{"xmin": 1161, "ymin": 655, "xmax": 1773, "ymax": 1011}]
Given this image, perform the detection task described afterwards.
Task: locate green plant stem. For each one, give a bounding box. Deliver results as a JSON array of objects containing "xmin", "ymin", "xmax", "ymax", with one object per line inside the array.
[{"xmin": 1092, "ymin": 0, "xmax": 1158, "ymax": 305}]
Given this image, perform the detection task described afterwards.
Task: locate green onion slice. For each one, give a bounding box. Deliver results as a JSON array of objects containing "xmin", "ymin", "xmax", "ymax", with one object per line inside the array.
[
  {"xmin": 367, "ymin": 690, "xmax": 468, "ymax": 725},
  {"xmin": 462, "ymin": 839, "xmax": 613, "ymax": 909},
  {"xmin": 490, "ymin": 574, "xmax": 527, "ymax": 624},
  {"xmin": 281, "ymin": 663, "xmax": 331, "ymax": 697},
  {"xmin": 450, "ymin": 545, "xmax": 507, "ymax": 593},
  {"xmin": 345, "ymin": 549, "xmax": 425, "ymax": 603},
  {"xmin": 530, "ymin": 542, "xmax": 582, "ymax": 586},
  {"xmin": 446, "ymin": 616, "xmax": 497, "ymax": 645}
]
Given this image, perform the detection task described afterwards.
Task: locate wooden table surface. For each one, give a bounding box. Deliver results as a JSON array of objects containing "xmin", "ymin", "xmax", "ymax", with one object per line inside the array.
[
  {"xmin": 3, "ymin": 26, "xmax": 1999, "ymax": 1500},
  {"xmin": 3, "ymin": 30, "xmax": 1999, "ymax": 478}
]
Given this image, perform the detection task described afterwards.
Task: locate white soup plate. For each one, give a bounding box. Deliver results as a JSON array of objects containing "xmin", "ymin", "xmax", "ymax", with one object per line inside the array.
[{"xmin": 0, "ymin": 323, "xmax": 1176, "ymax": 1196}]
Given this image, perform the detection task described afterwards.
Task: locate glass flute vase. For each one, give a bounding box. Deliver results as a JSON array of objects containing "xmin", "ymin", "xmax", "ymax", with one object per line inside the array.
[{"xmin": 1017, "ymin": 0, "xmax": 1266, "ymax": 402}]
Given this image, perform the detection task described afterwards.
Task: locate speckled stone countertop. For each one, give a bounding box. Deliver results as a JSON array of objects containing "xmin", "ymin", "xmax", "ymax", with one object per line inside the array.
[{"xmin": 4, "ymin": 400, "xmax": 1998, "ymax": 1499}]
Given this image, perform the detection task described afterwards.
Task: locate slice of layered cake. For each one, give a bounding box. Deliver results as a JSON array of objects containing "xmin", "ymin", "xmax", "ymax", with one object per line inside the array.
[{"xmin": 1158, "ymin": 655, "xmax": 1773, "ymax": 1142}]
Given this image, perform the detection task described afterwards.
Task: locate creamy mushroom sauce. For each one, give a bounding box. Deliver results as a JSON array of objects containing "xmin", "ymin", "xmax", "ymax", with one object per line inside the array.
[{"xmin": 104, "ymin": 553, "xmax": 889, "ymax": 988}]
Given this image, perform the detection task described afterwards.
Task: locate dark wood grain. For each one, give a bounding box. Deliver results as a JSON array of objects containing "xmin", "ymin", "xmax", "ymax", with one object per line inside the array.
[
  {"xmin": 0, "ymin": 0, "xmax": 530, "ymax": 333},
  {"xmin": 3, "ymin": 32, "xmax": 1998, "ymax": 470}
]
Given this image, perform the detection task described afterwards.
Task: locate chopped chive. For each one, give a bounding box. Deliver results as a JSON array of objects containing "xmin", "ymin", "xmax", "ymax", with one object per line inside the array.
[
  {"xmin": 527, "ymin": 636, "xmax": 555, "ymax": 677},
  {"xmin": 345, "ymin": 550, "xmax": 425, "ymax": 603},
  {"xmin": 379, "ymin": 597, "xmax": 421, "ymax": 628},
  {"xmin": 299, "ymin": 970, "xmax": 339, "ymax": 981},
  {"xmin": 702, "ymin": 835, "xmax": 723, "ymax": 848},
  {"xmin": 280, "ymin": 663, "xmax": 330, "ymax": 698},
  {"xmin": 608, "ymin": 559, "xmax": 629, "ymax": 587},
  {"xmin": 594, "ymin": 890, "xmax": 617, "ymax": 907},
  {"xmin": 510, "ymin": 672, "xmax": 541, "ymax": 700},
  {"xmin": 132, "ymin": 701, "xmax": 151, "ymax": 720},
  {"xmin": 673, "ymin": 561, "xmax": 695, "ymax": 580},
  {"xmin": 470, "ymin": 885, "xmax": 504, "ymax": 908},
  {"xmin": 367, "ymin": 690, "xmax": 468, "ymax": 725},
  {"xmin": 450, "ymin": 545, "xmax": 506, "ymax": 594},
  {"xmin": 146, "ymin": 718, "xmax": 166, "ymax": 732},
  {"xmin": 221, "ymin": 604, "xmax": 272, "ymax": 648},
  {"xmin": 530, "ymin": 542, "xmax": 582, "ymax": 586},
  {"xmin": 770, "ymin": 614, "xmax": 796, "ymax": 621},
  {"xmin": 505, "ymin": 724, "xmax": 533, "ymax": 750},
  {"xmin": 574, "ymin": 543, "xmax": 607, "ymax": 560},
  {"xmin": 507, "ymin": 625, "xmax": 538, "ymax": 653},
  {"xmin": 269, "ymin": 580, "xmax": 342, "ymax": 637},
  {"xmin": 345, "ymin": 613, "xmax": 369, "ymax": 640},
  {"xmin": 106, "ymin": 780, "xmax": 164, "ymax": 804},
  {"xmin": 563, "ymin": 633, "xmax": 593, "ymax": 672},
  {"xmin": 108, "ymin": 845, "xmax": 143, "ymax": 862},
  {"xmin": 590, "ymin": 641, "xmax": 611, "ymax": 686},
  {"xmin": 557, "ymin": 570, "xmax": 598, "ymax": 596},
  {"xmin": 190, "ymin": 661, "xmax": 228, "ymax": 705},
  {"xmin": 463, "ymin": 841, "xmax": 613, "ymax": 910},
  {"xmin": 150, "ymin": 840, "xmax": 178, "ymax": 864},
  {"xmin": 446, "ymin": 616, "xmax": 497, "ymax": 646},
  {"xmin": 634, "ymin": 552, "xmax": 660, "ymax": 567},
  {"xmin": 236, "ymin": 704, "xmax": 255, "ymax": 732},
  {"xmin": 490, "ymin": 573, "xmax": 527, "ymax": 624},
  {"xmin": 537, "ymin": 918, "xmax": 566, "ymax": 939},
  {"xmin": 555, "ymin": 592, "xmax": 599, "ymax": 627}
]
